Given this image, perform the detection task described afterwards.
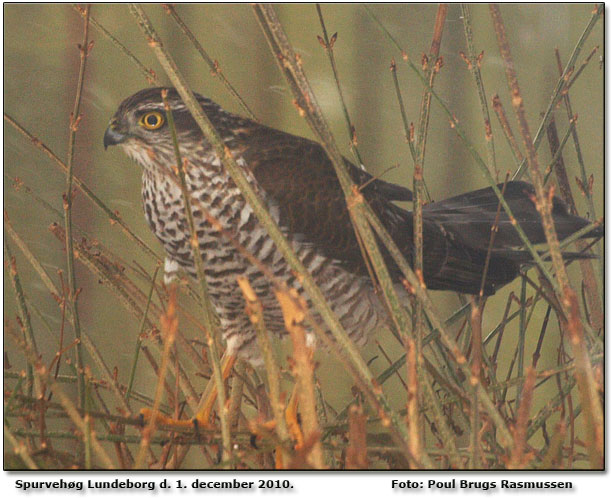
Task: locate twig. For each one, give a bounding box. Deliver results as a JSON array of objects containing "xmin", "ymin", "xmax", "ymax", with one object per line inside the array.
[
  {"xmin": 126, "ymin": 265, "xmax": 161, "ymax": 402},
  {"xmin": 275, "ymin": 288, "xmax": 325, "ymax": 468},
  {"xmin": 64, "ymin": 2, "xmax": 91, "ymax": 414},
  {"xmin": 4, "ymin": 424, "xmax": 39, "ymax": 470},
  {"xmin": 4, "ymin": 113, "xmax": 161, "ymax": 263},
  {"xmin": 73, "ymin": 4, "xmax": 158, "ymax": 84},
  {"xmin": 252, "ymin": 3, "xmax": 427, "ymax": 466},
  {"xmin": 161, "ymin": 88, "xmax": 231, "ymax": 463},
  {"xmin": 6, "ymin": 325, "xmax": 116, "ymax": 469},
  {"xmin": 315, "ymin": 4, "xmax": 363, "ymax": 165},
  {"xmin": 128, "ymin": 1, "xmax": 421, "ymax": 467},
  {"xmin": 491, "ymin": 94, "xmax": 524, "ymax": 167},
  {"xmin": 508, "ymin": 367, "xmax": 536, "ymax": 468},
  {"xmin": 4, "ymin": 240, "xmax": 38, "ymax": 397},
  {"xmin": 553, "ymin": 49, "xmax": 603, "ymax": 329},
  {"xmin": 389, "ymin": 58, "xmax": 417, "ymax": 162},
  {"xmin": 367, "ymin": 11, "xmax": 557, "ymax": 289},
  {"xmin": 489, "ymin": 3, "xmax": 603, "ymax": 468},
  {"xmin": 237, "ymin": 277, "xmax": 292, "ymax": 467},
  {"xmin": 468, "ymin": 298, "xmax": 483, "ymax": 468},
  {"xmin": 460, "ymin": 3, "xmax": 499, "ymax": 181},
  {"xmin": 162, "ymin": 4, "xmax": 256, "ymax": 120},
  {"xmin": 134, "ymin": 287, "xmax": 179, "ymax": 468},
  {"xmin": 511, "ymin": 4, "xmax": 603, "ymax": 180},
  {"xmin": 345, "ymin": 404, "xmax": 368, "ymax": 469}
]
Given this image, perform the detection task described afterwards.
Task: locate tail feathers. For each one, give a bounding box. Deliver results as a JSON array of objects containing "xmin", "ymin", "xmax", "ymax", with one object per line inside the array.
[
  {"xmin": 491, "ymin": 248, "xmax": 598, "ymax": 263},
  {"xmin": 426, "ymin": 252, "xmax": 520, "ymax": 295},
  {"xmin": 424, "ymin": 181, "xmax": 603, "ymax": 250},
  {"xmin": 426, "ymin": 248, "xmax": 596, "ymax": 296}
]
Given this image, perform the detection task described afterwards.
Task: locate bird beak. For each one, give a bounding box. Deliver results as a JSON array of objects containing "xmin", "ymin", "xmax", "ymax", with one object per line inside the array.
[{"xmin": 103, "ymin": 120, "xmax": 127, "ymax": 150}]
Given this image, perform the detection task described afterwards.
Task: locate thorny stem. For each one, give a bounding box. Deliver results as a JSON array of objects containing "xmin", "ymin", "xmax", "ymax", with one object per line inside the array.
[
  {"xmin": 161, "ymin": 88, "xmax": 232, "ymax": 464},
  {"xmin": 253, "ymin": 3, "xmax": 427, "ymax": 468},
  {"xmin": 4, "ymin": 113, "xmax": 161, "ymax": 263},
  {"xmin": 162, "ymin": 4, "xmax": 257, "ymax": 120},
  {"xmin": 64, "ymin": 3, "xmax": 90, "ymax": 417},
  {"xmin": 489, "ymin": 3, "xmax": 603, "ymax": 468}
]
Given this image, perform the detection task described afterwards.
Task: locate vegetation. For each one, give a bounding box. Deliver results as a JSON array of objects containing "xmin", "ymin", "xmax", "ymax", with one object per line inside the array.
[{"xmin": 4, "ymin": 4, "xmax": 603, "ymax": 469}]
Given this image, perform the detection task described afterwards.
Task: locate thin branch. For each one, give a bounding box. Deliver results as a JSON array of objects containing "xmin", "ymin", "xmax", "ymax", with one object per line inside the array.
[
  {"xmin": 73, "ymin": 4, "xmax": 158, "ymax": 84},
  {"xmin": 489, "ymin": 3, "xmax": 602, "ymax": 468},
  {"xmin": 162, "ymin": 88, "xmax": 231, "ymax": 462},
  {"xmin": 460, "ymin": 3, "xmax": 499, "ymax": 181},
  {"xmin": 252, "ymin": 3, "xmax": 427, "ymax": 467},
  {"xmin": 315, "ymin": 4, "xmax": 363, "ymax": 165},
  {"xmin": 3, "ymin": 113, "xmax": 161, "ymax": 264},
  {"xmin": 162, "ymin": 4, "xmax": 257, "ymax": 120},
  {"xmin": 64, "ymin": 3, "xmax": 91, "ymax": 414}
]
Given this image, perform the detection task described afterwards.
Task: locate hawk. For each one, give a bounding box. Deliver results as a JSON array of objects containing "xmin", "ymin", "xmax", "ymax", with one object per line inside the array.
[{"xmin": 104, "ymin": 87, "xmax": 601, "ymax": 362}]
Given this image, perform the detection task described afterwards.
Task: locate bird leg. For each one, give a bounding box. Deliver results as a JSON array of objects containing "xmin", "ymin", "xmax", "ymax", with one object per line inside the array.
[
  {"xmin": 285, "ymin": 385, "xmax": 304, "ymax": 450},
  {"xmin": 140, "ymin": 353, "xmax": 236, "ymax": 430},
  {"xmin": 249, "ymin": 383, "xmax": 305, "ymax": 468}
]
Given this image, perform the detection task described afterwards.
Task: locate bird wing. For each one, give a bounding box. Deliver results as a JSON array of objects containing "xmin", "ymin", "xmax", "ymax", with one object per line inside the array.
[
  {"xmin": 235, "ymin": 124, "xmax": 422, "ymax": 277},
  {"xmin": 233, "ymin": 126, "xmax": 599, "ymax": 295},
  {"xmin": 234, "ymin": 125, "xmax": 517, "ymax": 294}
]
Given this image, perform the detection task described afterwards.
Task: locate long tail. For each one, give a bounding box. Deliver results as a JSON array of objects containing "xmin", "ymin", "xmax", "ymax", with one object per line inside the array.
[
  {"xmin": 423, "ymin": 180, "xmax": 603, "ymax": 254},
  {"xmin": 417, "ymin": 181, "xmax": 602, "ymax": 294}
]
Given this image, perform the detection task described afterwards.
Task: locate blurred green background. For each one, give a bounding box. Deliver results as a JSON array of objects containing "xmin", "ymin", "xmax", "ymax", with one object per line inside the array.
[{"xmin": 4, "ymin": 4, "xmax": 603, "ymax": 466}]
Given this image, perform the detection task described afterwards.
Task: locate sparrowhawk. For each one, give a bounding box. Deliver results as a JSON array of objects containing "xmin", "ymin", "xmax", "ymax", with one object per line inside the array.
[{"xmin": 103, "ymin": 87, "xmax": 602, "ymax": 363}]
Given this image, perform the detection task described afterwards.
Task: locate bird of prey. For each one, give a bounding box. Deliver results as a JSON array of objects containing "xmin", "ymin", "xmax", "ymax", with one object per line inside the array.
[{"xmin": 104, "ymin": 87, "xmax": 601, "ymax": 362}]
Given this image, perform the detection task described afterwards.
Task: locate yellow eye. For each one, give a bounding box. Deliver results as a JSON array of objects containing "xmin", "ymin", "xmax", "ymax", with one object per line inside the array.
[{"xmin": 138, "ymin": 111, "xmax": 164, "ymax": 130}]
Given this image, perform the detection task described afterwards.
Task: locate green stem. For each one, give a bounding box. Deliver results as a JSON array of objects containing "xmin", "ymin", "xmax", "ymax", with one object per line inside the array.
[
  {"xmin": 162, "ymin": 88, "xmax": 231, "ymax": 464},
  {"xmin": 64, "ymin": 2, "xmax": 90, "ymax": 414}
]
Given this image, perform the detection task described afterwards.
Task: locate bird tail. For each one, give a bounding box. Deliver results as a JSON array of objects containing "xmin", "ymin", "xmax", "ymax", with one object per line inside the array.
[
  {"xmin": 492, "ymin": 248, "xmax": 598, "ymax": 263},
  {"xmin": 423, "ymin": 180, "xmax": 603, "ymax": 249}
]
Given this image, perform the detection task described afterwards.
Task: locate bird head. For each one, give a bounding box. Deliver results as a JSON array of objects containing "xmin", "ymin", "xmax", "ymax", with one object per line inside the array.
[{"xmin": 103, "ymin": 87, "xmax": 214, "ymax": 172}]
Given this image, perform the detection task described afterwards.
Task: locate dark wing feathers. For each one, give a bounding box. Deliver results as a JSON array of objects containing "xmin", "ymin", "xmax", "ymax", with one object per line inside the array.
[
  {"xmin": 238, "ymin": 125, "xmax": 368, "ymax": 273},
  {"xmin": 231, "ymin": 119, "xmax": 600, "ymax": 295},
  {"xmin": 235, "ymin": 124, "xmax": 516, "ymax": 294}
]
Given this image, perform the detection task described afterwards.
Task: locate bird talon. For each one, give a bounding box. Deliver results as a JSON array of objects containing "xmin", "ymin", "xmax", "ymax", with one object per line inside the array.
[{"xmin": 250, "ymin": 433, "xmax": 259, "ymax": 450}]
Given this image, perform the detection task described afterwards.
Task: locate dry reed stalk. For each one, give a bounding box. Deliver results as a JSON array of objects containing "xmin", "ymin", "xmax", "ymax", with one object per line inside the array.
[
  {"xmin": 275, "ymin": 288, "xmax": 325, "ymax": 469},
  {"xmin": 346, "ymin": 404, "xmax": 368, "ymax": 469}
]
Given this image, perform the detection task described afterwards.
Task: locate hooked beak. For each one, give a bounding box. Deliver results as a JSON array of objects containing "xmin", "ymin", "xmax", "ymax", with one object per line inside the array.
[{"xmin": 103, "ymin": 120, "xmax": 127, "ymax": 150}]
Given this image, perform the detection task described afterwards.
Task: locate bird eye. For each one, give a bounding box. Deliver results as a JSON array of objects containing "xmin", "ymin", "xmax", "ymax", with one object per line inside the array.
[{"xmin": 138, "ymin": 111, "xmax": 164, "ymax": 130}]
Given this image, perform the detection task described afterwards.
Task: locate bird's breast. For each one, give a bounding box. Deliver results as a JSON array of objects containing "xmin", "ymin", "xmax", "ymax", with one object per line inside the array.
[{"xmin": 139, "ymin": 154, "xmax": 386, "ymax": 354}]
